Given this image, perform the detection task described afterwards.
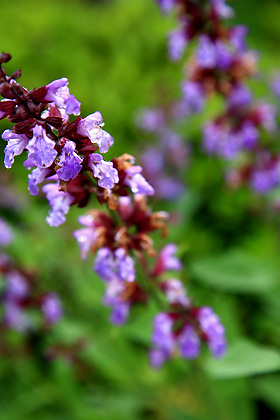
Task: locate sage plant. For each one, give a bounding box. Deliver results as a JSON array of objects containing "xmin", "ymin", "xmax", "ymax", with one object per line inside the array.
[{"xmin": 0, "ymin": 52, "xmax": 226, "ymax": 367}]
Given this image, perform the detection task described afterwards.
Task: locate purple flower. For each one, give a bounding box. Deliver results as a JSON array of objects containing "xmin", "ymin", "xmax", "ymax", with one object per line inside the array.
[
  {"xmin": 228, "ymin": 84, "xmax": 252, "ymax": 108},
  {"xmin": 41, "ymin": 293, "xmax": 63, "ymax": 324},
  {"xmin": 157, "ymin": 0, "xmax": 176, "ymax": 14},
  {"xmin": 136, "ymin": 108, "xmax": 165, "ymax": 133},
  {"xmin": 26, "ymin": 125, "xmax": 57, "ymax": 169},
  {"xmin": 56, "ymin": 140, "xmax": 83, "ymax": 181},
  {"xmin": 4, "ymin": 302, "xmax": 29, "ymax": 332},
  {"xmin": 168, "ymin": 28, "xmax": 187, "ymax": 61},
  {"xmin": 6, "ymin": 271, "xmax": 29, "ymax": 299},
  {"xmin": 215, "ymin": 41, "xmax": 234, "ymax": 70},
  {"xmin": 152, "ymin": 313, "xmax": 174, "ymax": 353},
  {"xmin": 115, "ymin": 248, "xmax": 135, "ymax": 282},
  {"xmin": 162, "ymin": 279, "xmax": 189, "ymax": 306},
  {"xmin": 202, "ymin": 122, "xmax": 222, "ymax": 154},
  {"xmin": 255, "ymin": 103, "xmax": 277, "ymax": 132},
  {"xmin": 182, "ymin": 81, "xmax": 205, "ymax": 113},
  {"xmin": 154, "ymin": 243, "xmax": 182, "ymax": 276},
  {"xmin": 73, "ymin": 214, "xmax": 97, "ymax": 260},
  {"xmin": 124, "ymin": 166, "xmax": 154, "ymax": 195},
  {"xmin": 211, "ymin": 0, "xmax": 234, "ymax": 18},
  {"xmin": 94, "ymin": 247, "xmax": 135, "ymax": 283},
  {"xmin": 44, "ymin": 78, "xmax": 81, "ymax": 115},
  {"xmin": 65, "ymin": 95, "xmax": 81, "ymax": 116},
  {"xmin": 250, "ymin": 167, "xmax": 280, "ymax": 194},
  {"xmin": 2, "ymin": 130, "xmax": 29, "ymax": 169},
  {"xmin": 94, "ymin": 248, "xmax": 116, "ymax": 282},
  {"xmin": 110, "ymin": 302, "xmax": 130, "ymax": 326},
  {"xmin": 0, "ymin": 218, "xmax": 13, "ymax": 246},
  {"xmin": 230, "ymin": 25, "xmax": 248, "ymax": 52},
  {"xmin": 240, "ymin": 122, "xmax": 259, "ymax": 149},
  {"xmin": 153, "ymin": 177, "xmax": 185, "ymax": 200},
  {"xmin": 42, "ymin": 181, "xmax": 74, "ymax": 227},
  {"xmin": 149, "ymin": 348, "xmax": 170, "ymax": 368},
  {"xmin": 198, "ymin": 307, "xmax": 227, "ymax": 358},
  {"xmin": 88, "ymin": 153, "xmax": 119, "ymax": 190},
  {"xmin": 179, "ymin": 326, "xmax": 201, "ymax": 359},
  {"xmin": 103, "ymin": 278, "xmax": 131, "ymax": 325},
  {"xmin": 77, "ymin": 112, "xmax": 114, "ymax": 153},
  {"xmin": 141, "ymin": 147, "xmax": 164, "ymax": 174},
  {"xmin": 196, "ymin": 36, "xmax": 217, "ymax": 69},
  {"xmin": 203, "ymin": 122, "xmax": 243, "ymax": 159},
  {"xmin": 28, "ymin": 167, "xmax": 52, "ymax": 196}
]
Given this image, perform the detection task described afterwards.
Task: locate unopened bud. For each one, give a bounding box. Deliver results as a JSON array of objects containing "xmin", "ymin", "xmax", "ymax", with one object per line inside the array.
[
  {"xmin": 0, "ymin": 52, "xmax": 12, "ymax": 64},
  {"xmin": 10, "ymin": 69, "xmax": 22, "ymax": 80}
]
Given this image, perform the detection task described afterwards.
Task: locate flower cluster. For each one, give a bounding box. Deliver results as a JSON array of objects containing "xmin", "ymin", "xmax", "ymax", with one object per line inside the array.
[
  {"xmin": 0, "ymin": 53, "xmax": 154, "ymax": 227},
  {"xmin": 73, "ymin": 199, "xmax": 226, "ymax": 364},
  {"xmin": 156, "ymin": 0, "xmax": 280, "ymax": 199},
  {"xmin": 1, "ymin": 53, "xmax": 226, "ymax": 367},
  {"xmin": 0, "ymin": 218, "xmax": 63, "ymax": 332}
]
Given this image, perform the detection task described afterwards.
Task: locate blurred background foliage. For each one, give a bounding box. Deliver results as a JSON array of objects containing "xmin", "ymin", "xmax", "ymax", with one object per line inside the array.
[{"xmin": 1, "ymin": 0, "xmax": 280, "ymax": 419}]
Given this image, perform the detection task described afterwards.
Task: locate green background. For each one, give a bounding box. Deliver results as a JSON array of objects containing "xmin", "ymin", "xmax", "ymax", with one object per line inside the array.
[{"xmin": 1, "ymin": 0, "xmax": 280, "ymax": 419}]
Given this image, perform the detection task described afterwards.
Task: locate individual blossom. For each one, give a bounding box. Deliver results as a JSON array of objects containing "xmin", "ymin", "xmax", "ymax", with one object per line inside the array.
[
  {"xmin": 27, "ymin": 167, "xmax": 53, "ymax": 196},
  {"xmin": 168, "ymin": 28, "xmax": 188, "ymax": 61},
  {"xmin": 44, "ymin": 78, "xmax": 81, "ymax": 115},
  {"xmin": 103, "ymin": 278, "xmax": 146, "ymax": 326},
  {"xmin": 161, "ymin": 278, "xmax": 189, "ymax": 306},
  {"xmin": 77, "ymin": 112, "xmax": 114, "ymax": 153},
  {"xmin": 2, "ymin": 130, "xmax": 29, "ymax": 169},
  {"xmin": 0, "ymin": 217, "xmax": 13, "ymax": 246},
  {"xmin": 156, "ymin": 0, "xmax": 176, "ymax": 14},
  {"xmin": 196, "ymin": 36, "xmax": 218, "ymax": 69},
  {"xmin": 135, "ymin": 108, "xmax": 165, "ymax": 134},
  {"xmin": 41, "ymin": 293, "xmax": 63, "ymax": 324},
  {"xmin": 197, "ymin": 306, "xmax": 227, "ymax": 357},
  {"xmin": 124, "ymin": 166, "xmax": 154, "ymax": 195},
  {"xmin": 42, "ymin": 181, "xmax": 74, "ymax": 227},
  {"xmin": 4, "ymin": 302, "xmax": 30, "ymax": 332},
  {"xmin": 56, "ymin": 140, "xmax": 83, "ymax": 181},
  {"xmin": 26, "ymin": 124, "xmax": 57, "ymax": 169},
  {"xmin": 181, "ymin": 81, "xmax": 205, "ymax": 113},
  {"xmin": 153, "ymin": 243, "xmax": 182, "ymax": 276},
  {"xmin": 88, "ymin": 153, "xmax": 119, "ymax": 190},
  {"xmin": 5, "ymin": 270, "xmax": 29, "ymax": 300}
]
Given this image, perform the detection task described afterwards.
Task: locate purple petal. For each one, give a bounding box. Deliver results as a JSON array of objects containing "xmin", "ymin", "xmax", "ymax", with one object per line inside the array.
[
  {"xmin": 42, "ymin": 182, "xmax": 74, "ymax": 227},
  {"xmin": 28, "ymin": 167, "xmax": 52, "ymax": 196},
  {"xmin": 124, "ymin": 166, "xmax": 154, "ymax": 195},
  {"xmin": 57, "ymin": 140, "xmax": 82, "ymax": 181},
  {"xmin": 26, "ymin": 125, "xmax": 57, "ymax": 169},
  {"xmin": 180, "ymin": 325, "xmax": 201, "ymax": 359},
  {"xmin": 41, "ymin": 293, "xmax": 63, "ymax": 324},
  {"xmin": 88, "ymin": 153, "xmax": 119, "ymax": 190},
  {"xmin": 2, "ymin": 130, "xmax": 29, "ymax": 169}
]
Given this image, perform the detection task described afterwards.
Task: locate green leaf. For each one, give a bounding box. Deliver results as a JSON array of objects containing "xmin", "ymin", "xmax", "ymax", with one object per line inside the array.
[
  {"xmin": 205, "ymin": 339, "xmax": 280, "ymax": 379},
  {"xmin": 190, "ymin": 251, "xmax": 278, "ymax": 294}
]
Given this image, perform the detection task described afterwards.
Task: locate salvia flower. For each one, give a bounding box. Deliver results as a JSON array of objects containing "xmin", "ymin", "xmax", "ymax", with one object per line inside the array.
[
  {"xmin": 124, "ymin": 165, "xmax": 155, "ymax": 195},
  {"xmin": 2, "ymin": 130, "xmax": 29, "ymax": 169},
  {"xmin": 41, "ymin": 293, "xmax": 63, "ymax": 324},
  {"xmin": 94, "ymin": 247, "xmax": 135, "ymax": 283},
  {"xmin": 0, "ymin": 217, "xmax": 13, "ymax": 246},
  {"xmin": 42, "ymin": 181, "xmax": 74, "ymax": 227},
  {"xmin": 56, "ymin": 140, "xmax": 83, "ymax": 181},
  {"xmin": 26, "ymin": 124, "xmax": 57, "ymax": 169}
]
